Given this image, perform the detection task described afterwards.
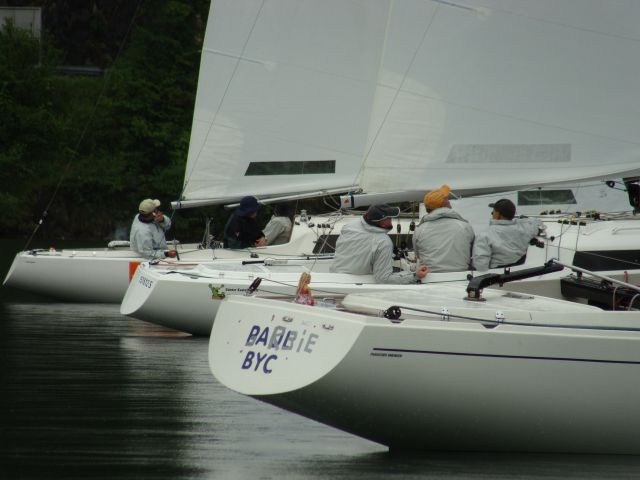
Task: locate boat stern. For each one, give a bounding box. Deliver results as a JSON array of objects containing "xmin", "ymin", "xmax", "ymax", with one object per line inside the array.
[{"xmin": 209, "ymin": 296, "xmax": 365, "ymax": 396}]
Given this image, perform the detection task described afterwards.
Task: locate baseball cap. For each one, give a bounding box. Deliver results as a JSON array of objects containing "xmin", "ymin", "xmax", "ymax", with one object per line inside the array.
[
  {"xmin": 489, "ymin": 198, "xmax": 516, "ymax": 220},
  {"xmin": 364, "ymin": 204, "xmax": 401, "ymax": 222},
  {"xmin": 139, "ymin": 198, "xmax": 161, "ymax": 214}
]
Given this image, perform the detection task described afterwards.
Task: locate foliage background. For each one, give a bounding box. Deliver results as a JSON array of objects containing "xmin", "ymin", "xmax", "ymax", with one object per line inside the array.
[
  {"xmin": 0, "ymin": 0, "xmax": 345, "ymax": 245},
  {"xmin": 0, "ymin": 0, "xmax": 256, "ymax": 244}
]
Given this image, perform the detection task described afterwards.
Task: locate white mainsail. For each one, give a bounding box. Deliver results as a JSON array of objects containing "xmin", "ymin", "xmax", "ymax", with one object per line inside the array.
[
  {"xmin": 178, "ymin": 0, "xmax": 640, "ymax": 210},
  {"xmin": 356, "ymin": 0, "xmax": 640, "ymax": 203},
  {"xmin": 178, "ymin": 0, "xmax": 391, "ymax": 208}
]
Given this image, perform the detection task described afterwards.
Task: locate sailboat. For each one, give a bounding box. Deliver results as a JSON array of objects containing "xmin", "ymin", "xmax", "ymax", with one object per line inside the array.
[
  {"xmin": 120, "ymin": 211, "xmax": 640, "ymax": 335},
  {"xmin": 209, "ymin": 275, "xmax": 640, "ymax": 453},
  {"xmin": 1, "ymin": 1, "xmax": 396, "ymax": 302},
  {"xmin": 202, "ymin": 0, "xmax": 640, "ymax": 454},
  {"xmin": 117, "ymin": 0, "xmax": 640, "ymax": 335},
  {"xmin": 6, "ymin": 0, "xmax": 640, "ymax": 304}
]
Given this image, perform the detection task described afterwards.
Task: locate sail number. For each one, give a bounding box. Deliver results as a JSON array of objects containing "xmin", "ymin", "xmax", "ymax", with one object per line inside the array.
[{"xmin": 241, "ymin": 324, "xmax": 319, "ymax": 374}]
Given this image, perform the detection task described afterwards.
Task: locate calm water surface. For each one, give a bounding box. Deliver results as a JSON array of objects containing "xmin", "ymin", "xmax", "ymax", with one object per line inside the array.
[{"xmin": 2, "ymin": 240, "xmax": 640, "ymax": 479}]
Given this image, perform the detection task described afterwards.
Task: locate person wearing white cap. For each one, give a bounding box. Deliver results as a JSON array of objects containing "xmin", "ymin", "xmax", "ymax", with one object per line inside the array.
[
  {"xmin": 129, "ymin": 198, "xmax": 177, "ymax": 259},
  {"xmin": 330, "ymin": 204, "xmax": 428, "ymax": 284}
]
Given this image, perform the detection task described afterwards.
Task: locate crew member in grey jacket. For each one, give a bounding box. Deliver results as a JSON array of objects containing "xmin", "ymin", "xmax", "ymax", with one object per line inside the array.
[
  {"xmin": 472, "ymin": 198, "xmax": 542, "ymax": 271},
  {"xmin": 263, "ymin": 203, "xmax": 293, "ymax": 245},
  {"xmin": 330, "ymin": 204, "xmax": 428, "ymax": 284},
  {"xmin": 413, "ymin": 184, "xmax": 475, "ymax": 272},
  {"xmin": 130, "ymin": 198, "xmax": 177, "ymax": 260}
]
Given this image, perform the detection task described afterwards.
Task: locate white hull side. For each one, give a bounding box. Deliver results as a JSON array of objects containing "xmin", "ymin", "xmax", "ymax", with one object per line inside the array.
[
  {"xmin": 8, "ymin": 214, "xmax": 640, "ymax": 303},
  {"xmin": 121, "ymin": 255, "xmax": 640, "ymax": 336},
  {"xmin": 122, "ymin": 262, "xmax": 400, "ymax": 335},
  {"xmin": 3, "ymin": 250, "xmax": 138, "ymax": 303},
  {"xmin": 2, "ymin": 214, "xmax": 342, "ymax": 302},
  {"xmin": 210, "ymin": 296, "xmax": 640, "ymax": 453},
  {"xmin": 2, "ymin": 247, "xmax": 314, "ymax": 303}
]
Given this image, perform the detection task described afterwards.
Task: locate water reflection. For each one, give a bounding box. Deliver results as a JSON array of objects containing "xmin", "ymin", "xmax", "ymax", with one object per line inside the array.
[
  {"xmin": 0, "ymin": 303, "xmax": 381, "ymax": 480},
  {"xmin": 1, "ymin": 302, "xmax": 640, "ymax": 479}
]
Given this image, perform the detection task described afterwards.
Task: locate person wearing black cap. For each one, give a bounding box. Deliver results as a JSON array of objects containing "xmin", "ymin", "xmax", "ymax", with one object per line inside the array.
[
  {"xmin": 223, "ymin": 196, "xmax": 267, "ymax": 248},
  {"xmin": 262, "ymin": 203, "xmax": 293, "ymax": 245},
  {"xmin": 472, "ymin": 198, "xmax": 543, "ymax": 271},
  {"xmin": 330, "ymin": 204, "xmax": 428, "ymax": 283}
]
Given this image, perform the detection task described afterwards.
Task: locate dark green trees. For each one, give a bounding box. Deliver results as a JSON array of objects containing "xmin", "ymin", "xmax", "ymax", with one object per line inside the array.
[{"xmin": 0, "ymin": 1, "xmax": 210, "ymax": 240}]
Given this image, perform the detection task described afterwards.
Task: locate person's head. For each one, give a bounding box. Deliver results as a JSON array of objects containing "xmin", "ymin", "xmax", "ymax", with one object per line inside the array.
[
  {"xmin": 139, "ymin": 198, "xmax": 161, "ymax": 218},
  {"xmin": 273, "ymin": 202, "xmax": 291, "ymax": 218},
  {"xmin": 363, "ymin": 204, "xmax": 400, "ymax": 230},
  {"xmin": 236, "ymin": 196, "xmax": 261, "ymax": 218},
  {"xmin": 423, "ymin": 185, "xmax": 451, "ymax": 213},
  {"xmin": 489, "ymin": 198, "xmax": 516, "ymax": 220}
]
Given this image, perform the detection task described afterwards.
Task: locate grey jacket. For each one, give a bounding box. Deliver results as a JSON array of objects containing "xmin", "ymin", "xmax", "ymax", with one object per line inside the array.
[
  {"xmin": 413, "ymin": 208, "xmax": 475, "ymax": 272},
  {"xmin": 472, "ymin": 217, "xmax": 542, "ymax": 271},
  {"xmin": 263, "ymin": 216, "xmax": 292, "ymax": 245},
  {"xmin": 130, "ymin": 214, "xmax": 172, "ymax": 260},
  {"xmin": 330, "ymin": 218, "xmax": 417, "ymax": 284}
]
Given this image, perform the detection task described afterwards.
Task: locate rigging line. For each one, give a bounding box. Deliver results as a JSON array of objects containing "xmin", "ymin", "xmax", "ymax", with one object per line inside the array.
[
  {"xmin": 164, "ymin": 270, "xmax": 365, "ymax": 297},
  {"xmin": 629, "ymin": 294, "xmax": 640, "ymax": 311},
  {"xmin": 387, "ymin": 305, "xmax": 640, "ymax": 330},
  {"xmin": 351, "ymin": 2, "xmax": 441, "ymax": 189},
  {"xmin": 224, "ymin": 249, "xmax": 328, "ymax": 258},
  {"xmin": 179, "ymin": 0, "xmax": 266, "ymax": 201},
  {"xmin": 254, "ymin": 275, "xmax": 465, "ymax": 296},
  {"xmin": 245, "ymin": 288, "xmax": 292, "ymax": 298},
  {"xmin": 544, "ymin": 241, "xmax": 640, "ymax": 269},
  {"xmin": 23, "ymin": 0, "xmax": 145, "ymax": 251}
]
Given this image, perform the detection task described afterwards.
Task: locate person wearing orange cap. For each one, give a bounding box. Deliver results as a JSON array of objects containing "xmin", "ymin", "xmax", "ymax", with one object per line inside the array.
[{"xmin": 413, "ymin": 185, "xmax": 475, "ymax": 272}]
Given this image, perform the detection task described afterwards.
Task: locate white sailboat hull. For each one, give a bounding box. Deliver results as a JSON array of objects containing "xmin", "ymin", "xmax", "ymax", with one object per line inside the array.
[
  {"xmin": 3, "ymin": 245, "xmax": 282, "ymax": 303},
  {"xmin": 210, "ymin": 294, "xmax": 640, "ymax": 453},
  {"xmin": 4, "ymin": 249, "xmax": 142, "ymax": 303},
  {"xmin": 8, "ymin": 211, "xmax": 640, "ymax": 304},
  {"xmin": 3, "ymin": 213, "xmax": 346, "ymax": 302},
  {"xmin": 119, "ymin": 257, "xmax": 560, "ymax": 335},
  {"xmin": 120, "ymin": 215, "xmax": 640, "ymax": 335},
  {"xmin": 122, "ymin": 259, "xmax": 345, "ymax": 335}
]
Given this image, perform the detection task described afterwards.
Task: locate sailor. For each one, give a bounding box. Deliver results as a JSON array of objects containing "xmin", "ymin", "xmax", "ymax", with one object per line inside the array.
[
  {"xmin": 413, "ymin": 184, "xmax": 475, "ymax": 272},
  {"xmin": 263, "ymin": 203, "xmax": 293, "ymax": 245},
  {"xmin": 472, "ymin": 198, "xmax": 543, "ymax": 271},
  {"xmin": 223, "ymin": 196, "xmax": 267, "ymax": 248},
  {"xmin": 130, "ymin": 198, "xmax": 177, "ymax": 259},
  {"xmin": 330, "ymin": 204, "xmax": 428, "ymax": 283}
]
